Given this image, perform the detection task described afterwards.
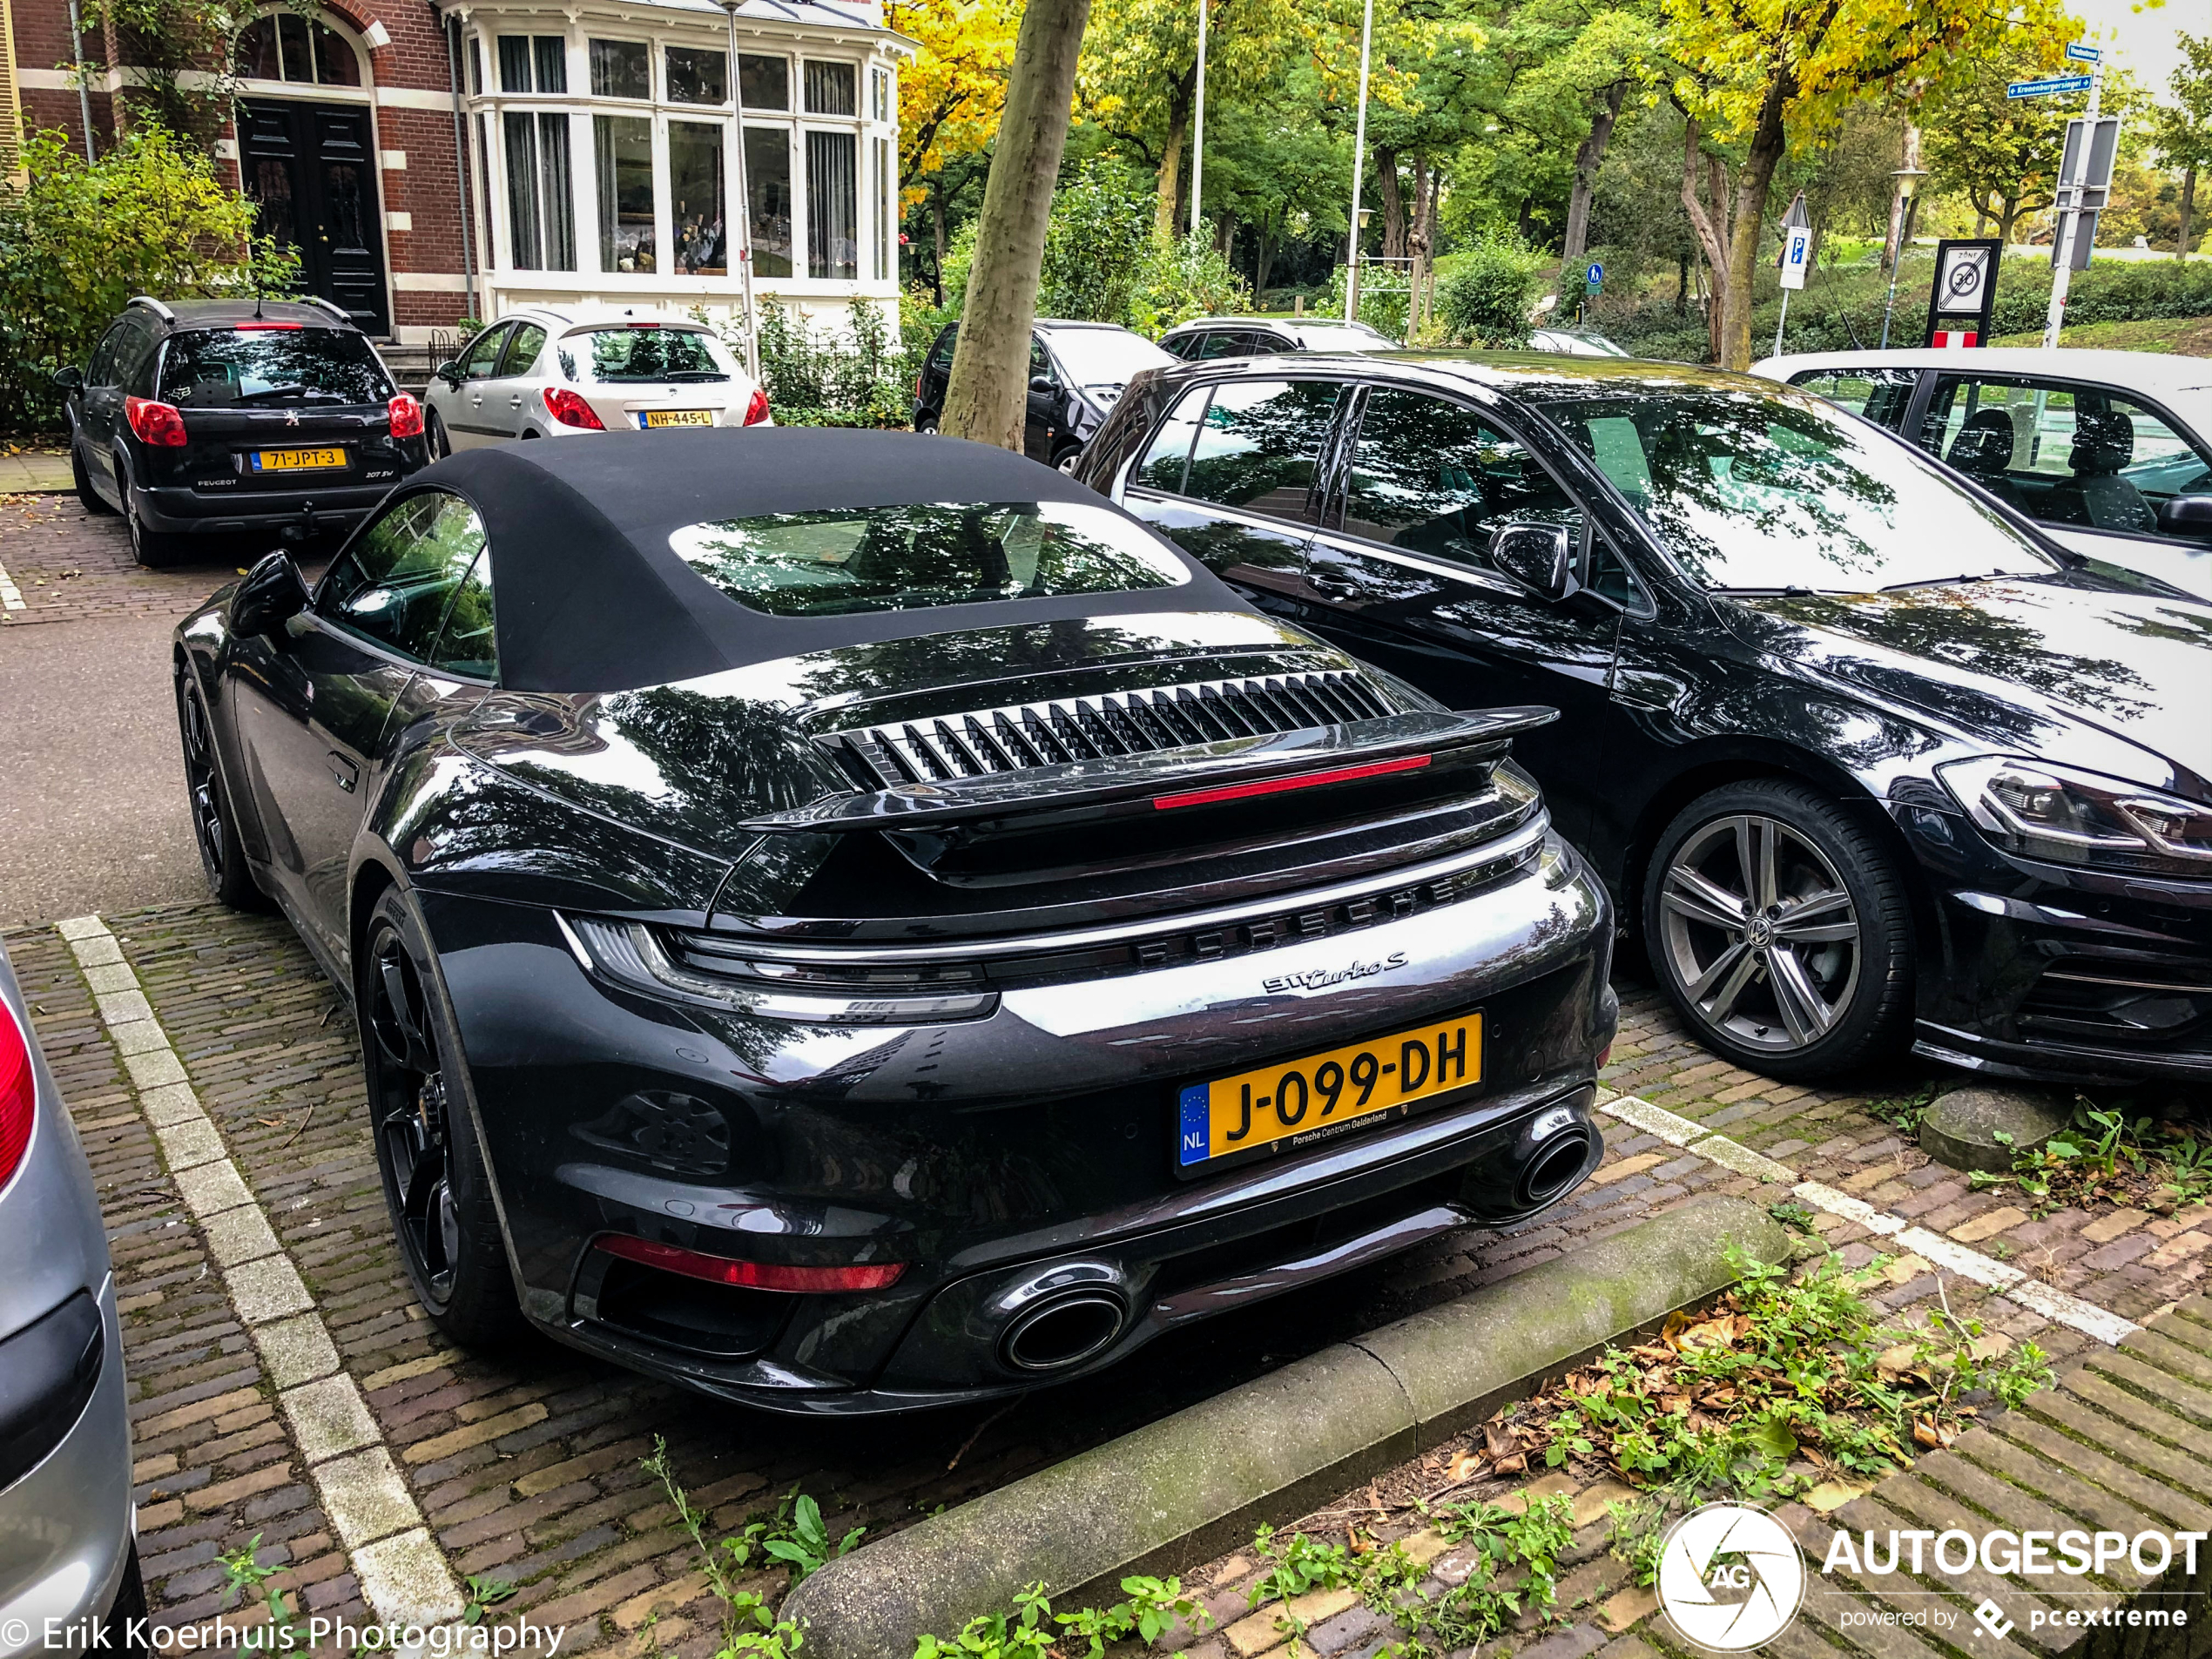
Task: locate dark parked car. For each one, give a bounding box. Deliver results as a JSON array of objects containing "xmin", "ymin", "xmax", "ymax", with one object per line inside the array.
[
  {"xmin": 1076, "ymin": 354, "xmax": 2212, "ymax": 1087},
  {"xmin": 55, "ymin": 297, "xmax": 428, "ymax": 567},
  {"xmin": 172, "ymin": 428, "xmax": 1615, "ymax": 1413},
  {"xmin": 1160, "ymin": 316, "xmax": 1397, "ymax": 361},
  {"xmin": 0, "ymin": 942, "xmax": 143, "ymax": 1650},
  {"xmin": 913, "ymin": 320, "xmax": 1174, "ymax": 470}
]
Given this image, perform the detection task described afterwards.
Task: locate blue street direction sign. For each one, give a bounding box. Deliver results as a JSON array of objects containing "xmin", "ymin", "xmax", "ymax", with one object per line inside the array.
[
  {"xmin": 2066, "ymin": 41, "xmax": 2101, "ymax": 62},
  {"xmin": 1586, "ymin": 261, "xmax": 1604, "ymax": 288},
  {"xmin": 2009, "ymin": 74, "xmax": 2094, "ymax": 98}
]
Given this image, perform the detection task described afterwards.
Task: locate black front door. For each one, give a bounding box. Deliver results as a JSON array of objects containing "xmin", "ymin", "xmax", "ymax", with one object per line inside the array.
[{"xmin": 239, "ymin": 99, "xmax": 389, "ymax": 335}]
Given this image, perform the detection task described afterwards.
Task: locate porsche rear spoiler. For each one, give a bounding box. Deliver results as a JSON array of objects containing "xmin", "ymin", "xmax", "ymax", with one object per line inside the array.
[{"xmin": 740, "ymin": 706, "xmax": 1555, "ymax": 834}]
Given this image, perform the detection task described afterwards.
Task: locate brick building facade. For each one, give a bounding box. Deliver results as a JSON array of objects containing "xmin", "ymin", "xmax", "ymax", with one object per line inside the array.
[{"xmin": 1, "ymin": 0, "xmax": 907, "ymax": 342}]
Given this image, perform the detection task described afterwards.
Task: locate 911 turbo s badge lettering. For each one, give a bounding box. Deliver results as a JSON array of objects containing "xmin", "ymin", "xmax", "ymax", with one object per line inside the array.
[{"xmin": 1263, "ymin": 951, "xmax": 1410, "ymax": 995}]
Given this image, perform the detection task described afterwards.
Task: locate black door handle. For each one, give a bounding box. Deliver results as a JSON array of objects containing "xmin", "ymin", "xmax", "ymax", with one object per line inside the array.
[{"xmin": 327, "ymin": 752, "xmax": 359, "ymax": 792}]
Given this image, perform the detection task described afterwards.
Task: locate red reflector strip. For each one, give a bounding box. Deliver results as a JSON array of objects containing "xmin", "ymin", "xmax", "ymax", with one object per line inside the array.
[
  {"xmin": 233, "ymin": 321, "xmax": 305, "ymax": 330},
  {"xmin": 1152, "ymin": 753, "xmax": 1433, "ymax": 811},
  {"xmin": 594, "ymin": 1233, "xmax": 904, "ymax": 1292}
]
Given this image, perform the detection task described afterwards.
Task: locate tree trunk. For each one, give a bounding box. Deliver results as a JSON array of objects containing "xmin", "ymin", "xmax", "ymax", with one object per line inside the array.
[
  {"xmin": 941, "ymin": 0, "xmax": 1092, "ymax": 450},
  {"xmin": 931, "ymin": 179, "xmax": 948, "ymax": 307},
  {"xmin": 1679, "ymin": 84, "xmax": 1788, "ymax": 371},
  {"xmin": 1153, "ymin": 70, "xmax": 1197, "ymax": 238},
  {"xmin": 1676, "ymin": 253, "xmax": 1689, "ymax": 314},
  {"xmin": 1408, "ymin": 157, "xmax": 1433, "ymax": 336},
  {"xmin": 1561, "ymin": 78, "xmax": 1628, "ymax": 266},
  {"xmin": 2182, "ymin": 165, "xmax": 2196, "ymax": 260},
  {"xmin": 1377, "ymin": 146, "xmax": 1405, "ymax": 261},
  {"xmin": 1997, "ymin": 197, "xmax": 2020, "ymax": 246},
  {"xmin": 1516, "ymin": 198, "xmax": 1535, "ymax": 240},
  {"xmin": 1256, "ymin": 224, "xmax": 1275, "ymax": 303}
]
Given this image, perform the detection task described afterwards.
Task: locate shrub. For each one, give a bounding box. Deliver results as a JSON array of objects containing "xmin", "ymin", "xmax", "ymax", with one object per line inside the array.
[
  {"xmin": 1436, "ymin": 233, "xmax": 1549, "ymax": 348},
  {"xmin": 0, "ymin": 125, "xmax": 298, "ymax": 434},
  {"xmin": 692, "ymin": 296, "xmax": 914, "ymax": 426},
  {"xmin": 1323, "ymin": 261, "xmax": 1410, "ymax": 341},
  {"xmin": 1130, "ymin": 231, "xmax": 1251, "ymax": 334}
]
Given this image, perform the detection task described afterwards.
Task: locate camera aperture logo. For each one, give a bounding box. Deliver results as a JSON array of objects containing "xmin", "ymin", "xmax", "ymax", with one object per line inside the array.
[{"xmin": 1656, "ymin": 1503, "xmax": 1806, "ymax": 1651}]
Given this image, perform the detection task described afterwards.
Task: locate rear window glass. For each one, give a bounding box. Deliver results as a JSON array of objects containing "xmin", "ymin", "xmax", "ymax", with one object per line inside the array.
[
  {"xmin": 160, "ymin": 327, "xmax": 392, "ymax": 408},
  {"xmin": 565, "ymin": 327, "xmax": 732, "ymax": 383},
  {"xmin": 667, "ymin": 499, "xmax": 1190, "ymax": 617}
]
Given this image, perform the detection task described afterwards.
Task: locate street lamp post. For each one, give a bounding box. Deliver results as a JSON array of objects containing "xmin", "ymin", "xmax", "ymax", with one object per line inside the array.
[
  {"xmin": 1344, "ymin": 0, "xmax": 1374, "ymax": 324},
  {"xmin": 1878, "ymin": 165, "xmax": 1927, "ymax": 348},
  {"xmin": 1189, "ymin": 0, "xmax": 1209, "ymax": 239},
  {"xmin": 717, "ymin": 0, "xmax": 762, "ymax": 381}
]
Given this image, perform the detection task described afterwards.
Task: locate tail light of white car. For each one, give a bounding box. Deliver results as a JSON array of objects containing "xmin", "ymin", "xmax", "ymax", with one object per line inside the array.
[{"xmin": 547, "ymin": 388, "xmax": 606, "ymax": 430}]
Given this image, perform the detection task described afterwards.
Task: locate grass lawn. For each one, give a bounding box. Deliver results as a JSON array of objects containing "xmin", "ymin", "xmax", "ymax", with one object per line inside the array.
[{"xmin": 1987, "ymin": 314, "xmax": 2212, "ymax": 354}]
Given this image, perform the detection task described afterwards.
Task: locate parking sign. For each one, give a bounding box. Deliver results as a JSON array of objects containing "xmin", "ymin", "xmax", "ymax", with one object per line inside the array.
[{"xmin": 1778, "ymin": 226, "xmax": 1812, "ymax": 291}]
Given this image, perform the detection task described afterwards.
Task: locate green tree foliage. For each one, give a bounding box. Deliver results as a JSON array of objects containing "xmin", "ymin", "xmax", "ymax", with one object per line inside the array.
[
  {"xmin": 0, "ymin": 125, "xmax": 299, "ymax": 434},
  {"xmin": 2149, "ymin": 32, "xmax": 2212, "ymax": 257},
  {"xmin": 1435, "ymin": 231, "xmax": 1549, "ymax": 344},
  {"xmin": 1925, "ymin": 53, "xmax": 2142, "ymax": 246}
]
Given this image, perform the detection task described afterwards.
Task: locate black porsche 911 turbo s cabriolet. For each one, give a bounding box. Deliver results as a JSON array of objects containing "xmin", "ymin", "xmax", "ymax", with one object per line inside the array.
[{"xmin": 172, "ymin": 429, "xmax": 1615, "ymax": 1413}]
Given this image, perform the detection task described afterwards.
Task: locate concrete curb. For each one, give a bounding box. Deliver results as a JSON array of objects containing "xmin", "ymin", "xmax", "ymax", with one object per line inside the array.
[{"xmin": 784, "ymin": 1193, "xmax": 1789, "ymax": 1659}]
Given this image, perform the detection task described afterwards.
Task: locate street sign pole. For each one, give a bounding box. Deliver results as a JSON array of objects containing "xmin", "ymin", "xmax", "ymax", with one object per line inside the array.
[
  {"xmin": 1343, "ymin": 0, "xmax": 1373, "ymax": 325},
  {"xmin": 1773, "ymin": 192, "xmax": 1811, "ymax": 358},
  {"xmin": 1189, "ymin": 0, "xmax": 1209, "ymax": 239},
  {"xmin": 2044, "ymin": 51, "xmax": 2102, "ymax": 348}
]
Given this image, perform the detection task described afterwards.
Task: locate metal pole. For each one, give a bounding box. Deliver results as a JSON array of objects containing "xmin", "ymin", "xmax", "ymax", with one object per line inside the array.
[
  {"xmin": 1188, "ymin": 0, "xmax": 1209, "ymax": 239},
  {"xmin": 66, "ymin": 0, "xmax": 95, "ymax": 159},
  {"xmin": 720, "ymin": 0, "xmax": 761, "ymax": 381},
  {"xmin": 2044, "ymin": 58, "xmax": 2102, "ymax": 350},
  {"xmin": 442, "ymin": 10, "xmax": 479, "ymax": 327},
  {"xmin": 1344, "ymin": 0, "xmax": 1372, "ymax": 324},
  {"xmin": 1773, "ymin": 287, "xmax": 1790, "ymax": 360}
]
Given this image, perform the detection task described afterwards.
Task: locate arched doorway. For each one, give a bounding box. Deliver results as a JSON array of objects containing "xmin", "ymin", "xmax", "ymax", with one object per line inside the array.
[{"xmin": 233, "ymin": 9, "xmax": 390, "ymax": 334}]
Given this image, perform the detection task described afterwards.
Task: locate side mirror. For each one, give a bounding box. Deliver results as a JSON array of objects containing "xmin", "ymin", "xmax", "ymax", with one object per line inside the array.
[
  {"xmin": 436, "ymin": 361, "xmax": 463, "ymax": 388},
  {"xmin": 231, "ymin": 550, "xmax": 310, "ymax": 637},
  {"xmin": 2156, "ymin": 494, "xmax": 2212, "ymax": 541},
  {"xmin": 1489, "ymin": 522, "xmax": 1575, "ymax": 604},
  {"xmin": 1028, "ymin": 375, "xmax": 1055, "ymax": 395},
  {"xmin": 51, "ymin": 365, "xmax": 84, "ymax": 392}
]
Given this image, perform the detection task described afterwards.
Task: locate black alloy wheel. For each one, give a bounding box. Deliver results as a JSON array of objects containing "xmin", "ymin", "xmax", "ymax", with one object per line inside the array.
[
  {"xmin": 914, "ymin": 415, "xmax": 939, "ymax": 435},
  {"xmin": 118, "ymin": 453, "xmax": 190, "ymax": 568},
  {"xmin": 427, "ymin": 409, "xmax": 452, "ymax": 460},
  {"xmin": 72, "ymin": 441, "xmax": 113, "ymax": 515},
  {"xmin": 176, "ymin": 679, "xmax": 263, "ymax": 911},
  {"xmin": 362, "ymin": 890, "xmax": 523, "ymax": 1345},
  {"xmin": 1642, "ymin": 779, "xmax": 1912, "ymax": 1081}
]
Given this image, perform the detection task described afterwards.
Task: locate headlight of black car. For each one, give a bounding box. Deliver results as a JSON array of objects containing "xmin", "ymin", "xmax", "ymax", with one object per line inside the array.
[{"xmin": 1939, "ymin": 755, "xmax": 2212, "ymax": 876}]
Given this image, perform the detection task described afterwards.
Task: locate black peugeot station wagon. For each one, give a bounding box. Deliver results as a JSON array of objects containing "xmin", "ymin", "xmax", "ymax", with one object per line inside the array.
[
  {"xmin": 55, "ymin": 297, "xmax": 428, "ymax": 566},
  {"xmin": 1076, "ymin": 354, "xmax": 2212, "ymax": 1088},
  {"xmin": 172, "ymin": 428, "xmax": 1615, "ymax": 1413}
]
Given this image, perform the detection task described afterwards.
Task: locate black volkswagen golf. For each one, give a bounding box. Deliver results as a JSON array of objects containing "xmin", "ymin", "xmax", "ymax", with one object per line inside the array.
[
  {"xmin": 172, "ymin": 429, "xmax": 1614, "ymax": 1413},
  {"xmin": 1076, "ymin": 354, "xmax": 2212, "ymax": 1088}
]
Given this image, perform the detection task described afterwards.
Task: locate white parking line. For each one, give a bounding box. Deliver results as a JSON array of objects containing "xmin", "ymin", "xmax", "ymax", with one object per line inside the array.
[
  {"xmin": 57, "ymin": 914, "xmax": 465, "ymax": 1626},
  {"xmin": 1596, "ymin": 1095, "xmax": 2141, "ymax": 1346},
  {"xmin": 0, "ymin": 553, "xmax": 23, "ymax": 610}
]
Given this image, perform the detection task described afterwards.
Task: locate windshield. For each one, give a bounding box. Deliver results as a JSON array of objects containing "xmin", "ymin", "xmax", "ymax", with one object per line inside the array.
[
  {"xmin": 568, "ymin": 327, "xmax": 733, "ymax": 383},
  {"xmin": 1044, "ymin": 328, "xmax": 1175, "ymax": 390},
  {"xmin": 160, "ymin": 327, "xmax": 393, "ymax": 407},
  {"xmin": 668, "ymin": 499, "xmax": 1192, "ymax": 617},
  {"xmin": 1523, "ymin": 383, "xmax": 2061, "ymax": 593},
  {"xmin": 1295, "ymin": 323, "xmax": 1393, "ymax": 351}
]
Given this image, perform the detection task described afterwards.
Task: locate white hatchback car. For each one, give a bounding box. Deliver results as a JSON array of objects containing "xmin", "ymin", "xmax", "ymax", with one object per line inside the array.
[
  {"xmin": 424, "ymin": 305, "xmax": 769, "ymax": 452},
  {"xmin": 1753, "ymin": 347, "xmax": 2212, "ymax": 600}
]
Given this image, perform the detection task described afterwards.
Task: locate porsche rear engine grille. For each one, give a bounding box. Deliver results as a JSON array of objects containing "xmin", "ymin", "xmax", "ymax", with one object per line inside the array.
[{"xmin": 823, "ymin": 671, "xmax": 1393, "ymax": 788}]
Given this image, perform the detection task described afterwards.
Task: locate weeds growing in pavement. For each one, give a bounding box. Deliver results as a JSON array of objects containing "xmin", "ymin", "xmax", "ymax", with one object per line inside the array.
[
  {"xmin": 643, "ymin": 1436, "xmax": 810, "ymax": 1656},
  {"xmin": 1970, "ymin": 1098, "xmax": 2211, "ymax": 1217},
  {"xmin": 216, "ymin": 1533, "xmax": 307, "ymax": 1646},
  {"xmin": 462, "ymin": 1576, "xmax": 517, "ymax": 1625},
  {"xmin": 1865, "ymin": 1085, "xmax": 1939, "ymax": 1136},
  {"xmin": 912, "ymin": 1576, "xmax": 1209, "ymax": 1657}
]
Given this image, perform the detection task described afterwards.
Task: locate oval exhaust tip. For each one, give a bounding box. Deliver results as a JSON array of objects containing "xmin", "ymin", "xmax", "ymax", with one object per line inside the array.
[
  {"xmin": 1517, "ymin": 1128, "xmax": 1593, "ymax": 1210},
  {"xmin": 1001, "ymin": 1291, "xmax": 1126, "ymax": 1372}
]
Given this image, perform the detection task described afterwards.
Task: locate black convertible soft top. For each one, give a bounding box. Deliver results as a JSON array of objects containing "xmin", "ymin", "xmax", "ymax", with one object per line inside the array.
[{"xmin": 408, "ymin": 429, "xmax": 1249, "ymax": 692}]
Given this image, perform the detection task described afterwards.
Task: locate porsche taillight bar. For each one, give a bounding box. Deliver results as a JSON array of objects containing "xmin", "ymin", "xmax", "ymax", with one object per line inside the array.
[{"xmin": 741, "ymin": 706, "xmax": 1555, "ymax": 835}]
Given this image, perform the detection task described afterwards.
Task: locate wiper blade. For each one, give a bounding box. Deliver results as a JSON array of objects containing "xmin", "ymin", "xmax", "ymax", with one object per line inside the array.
[
  {"xmin": 1879, "ymin": 571, "xmax": 2020, "ymax": 590},
  {"xmin": 235, "ymin": 386, "xmax": 342, "ymax": 403},
  {"xmin": 1710, "ymin": 585, "xmax": 1819, "ymax": 597}
]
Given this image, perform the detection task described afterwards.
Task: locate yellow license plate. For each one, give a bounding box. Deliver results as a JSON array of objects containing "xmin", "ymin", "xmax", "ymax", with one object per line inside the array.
[
  {"xmin": 1178, "ymin": 1014, "xmax": 1481, "ymax": 1170},
  {"xmin": 252, "ymin": 447, "xmax": 347, "ymax": 472},
  {"xmin": 642, "ymin": 409, "xmax": 715, "ymax": 428}
]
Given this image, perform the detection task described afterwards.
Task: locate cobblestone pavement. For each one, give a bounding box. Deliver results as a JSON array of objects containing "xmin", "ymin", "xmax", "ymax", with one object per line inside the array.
[
  {"xmin": 0, "ymin": 494, "xmax": 249, "ymax": 626},
  {"xmin": 11, "ymin": 896, "xmax": 2205, "ymax": 1653}
]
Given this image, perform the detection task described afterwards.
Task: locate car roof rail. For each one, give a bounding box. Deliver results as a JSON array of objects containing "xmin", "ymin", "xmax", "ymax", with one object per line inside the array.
[
  {"xmin": 127, "ymin": 295, "xmax": 177, "ymax": 323},
  {"xmin": 302, "ymin": 295, "xmax": 355, "ymax": 325}
]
